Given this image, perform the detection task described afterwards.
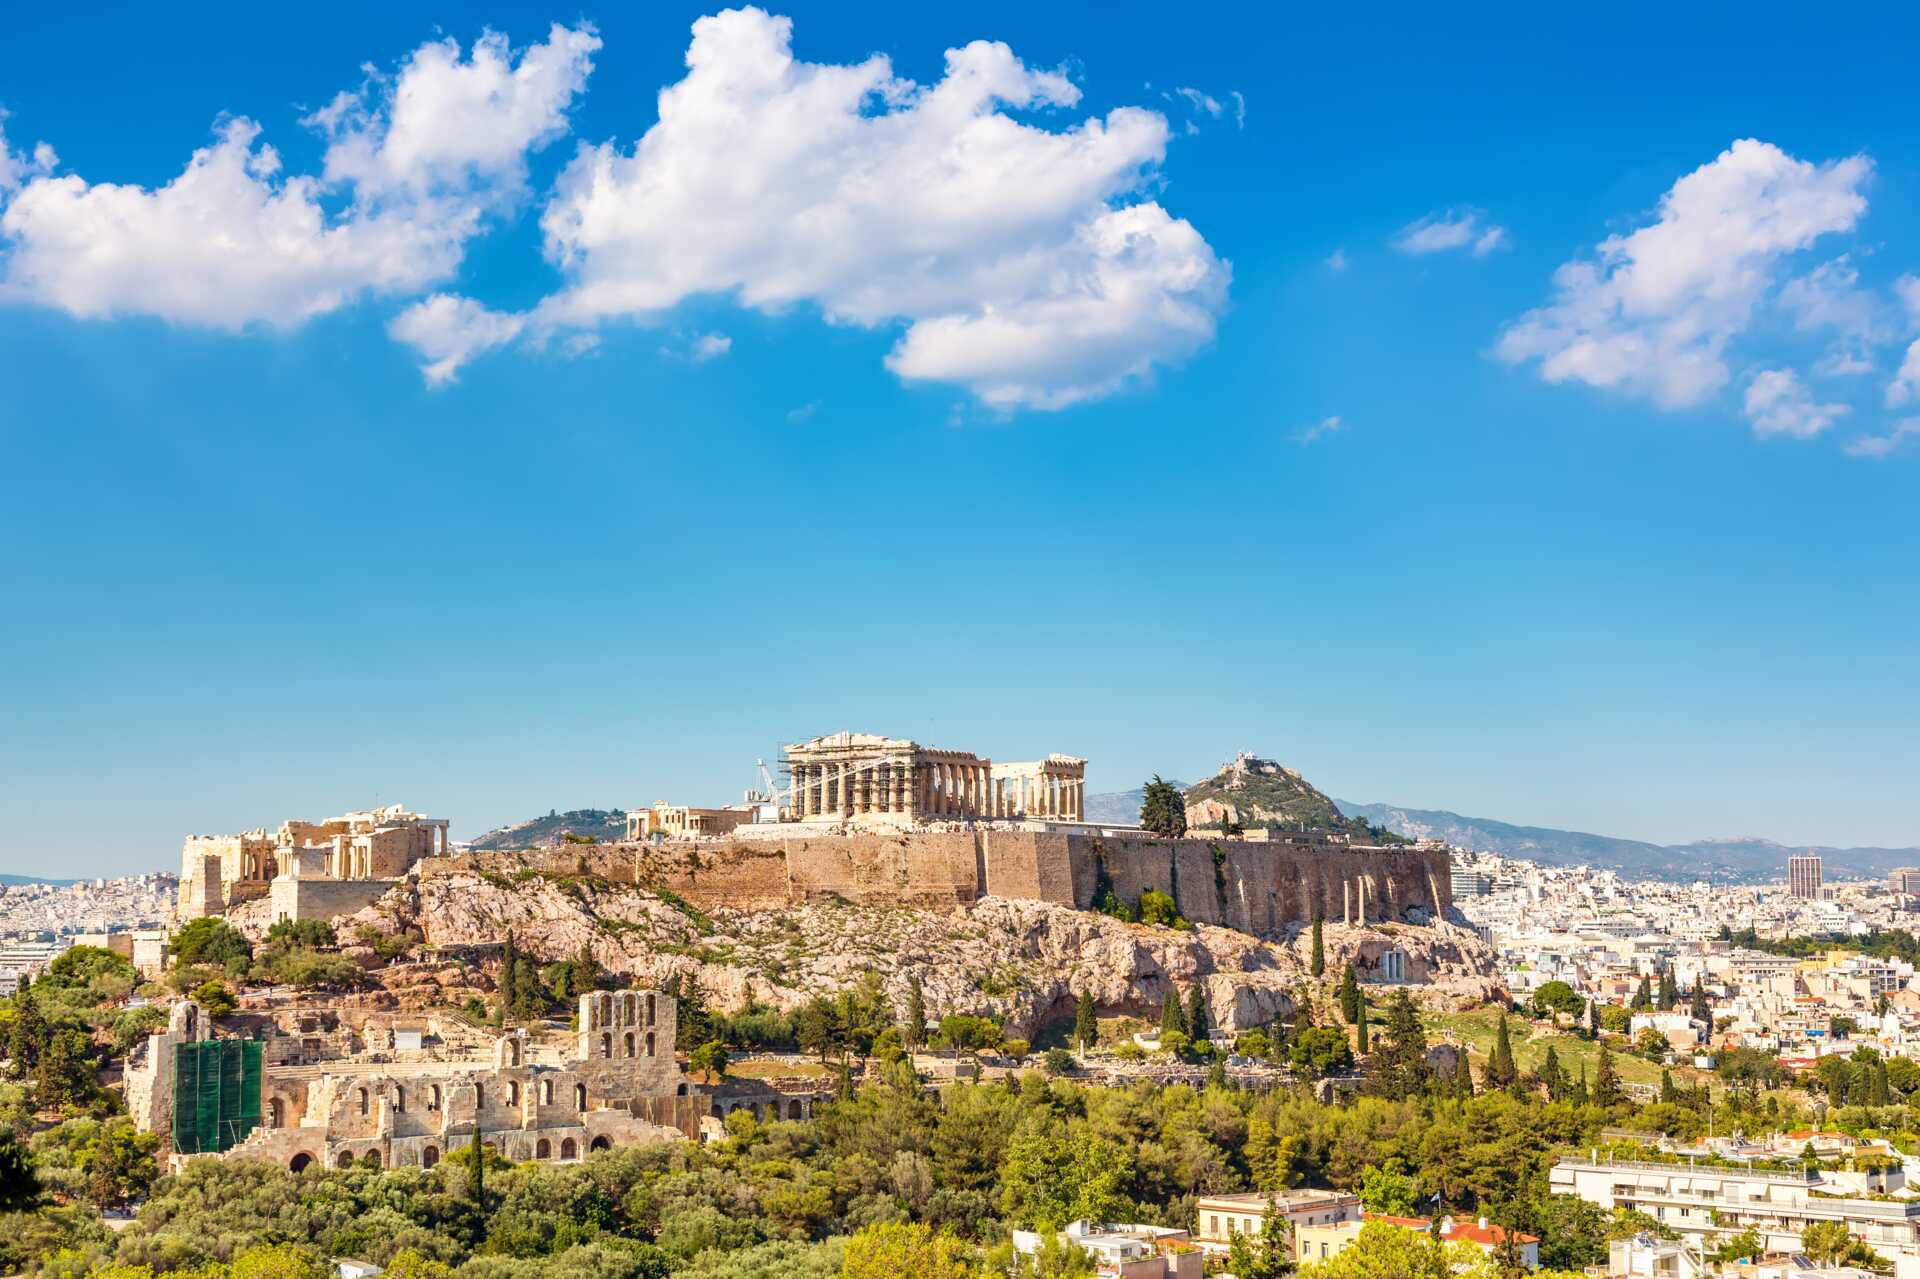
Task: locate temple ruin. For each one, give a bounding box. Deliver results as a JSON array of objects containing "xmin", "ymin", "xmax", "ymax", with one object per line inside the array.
[
  {"xmin": 780, "ymin": 731, "xmax": 1086, "ymax": 824},
  {"xmin": 176, "ymin": 804, "xmax": 449, "ymax": 922}
]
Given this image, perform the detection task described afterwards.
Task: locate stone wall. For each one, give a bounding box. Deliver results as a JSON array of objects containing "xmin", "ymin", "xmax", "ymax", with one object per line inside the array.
[
  {"xmin": 268, "ymin": 877, "xmax": 398, "ymax": 926},
  {"xmin": 425, "ymin": 831, "xmax": 1450, "ymax": 937}
]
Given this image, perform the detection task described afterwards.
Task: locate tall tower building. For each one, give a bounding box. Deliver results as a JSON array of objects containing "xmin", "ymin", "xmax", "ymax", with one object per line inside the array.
[{"xmin": 1788, "ymin": 854, "xmax": 1823, "ymax": 900}]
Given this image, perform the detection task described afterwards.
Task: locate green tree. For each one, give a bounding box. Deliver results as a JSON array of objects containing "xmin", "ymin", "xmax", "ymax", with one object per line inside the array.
[
  {"xmin": 79, "ymin": 1119, "xmax": 157, "ymax": 1209},
  {"xmin": 1159, "ymin": 988, "xmax": 1186, "ymax": 1040},
  {"xmin": 1337, "ymin": 964, "xmax": 1361, "ymax": 1024},
  {"xmin": 999, "ymin": 1126, "xmax": 1134, "ymax": 1228},
  {"xmin": 1072, "ymin": 992, "xmax": 1097, "ymax": 1053},
  {"xmin": 1225, "ymin": 1198, "xmax": 1293, "ymax": 1279},
  {"xmin": 1354, "ymin": 989, "xmax": 1369, "ymax": 1055},
  {"xmin": 0, "ymin": 1131, "xmax": 40, "ymax": 1214},
  {"xmin": 1656, "ymin": 970, "xmax": 1677, "ymax": 1011},
  {"xmin": 1801, "ymin": 1220, "xmax": 1881, "ymax": 1269},
  {"xmin": 842, "ymin": 1222, "xmax": 974, "ymax": 1279},
  {"xmin": 1290, "ymin": 1026, "xmax": 1353, "ymax": 1079},
  {"xmin": 1186, "ymin": 985, "xmax": 1210, "ymax": 1043},
  {"xmin": 1358, "ymin": 1162, "xmax": 1417, "ymax": 1215},
  {"xmin": 1530, "ymin": 980, "xmax": 1583, "ymax": 1020},
  {"xmin": 904, "ymin": 975, "xmax": 927, "ymax": 1052},
  {"xmin": 1630, "ymin": 976, "xmax": 1652, "ymax": 1010},
  {"xmin": 1689, "ymin": 983, "xmax": 1710, "ymax": 1024},
  {"xmin": 1138, "ymin": 889, "xmax": 1186, "ymax": 929},
  {"xmin": 1540, "ymin": 1046, "xmax": 1566, "ymax": 1101},
  {"xmin": 1484, "ymin": 1012, "xmax": 1518, "ymax": 1090},
  {"xmin": 1367, "ymin": 991, "xmax": 1429, "ymax": 1100},
  {"xmin": 1310, "ymin": 912, "xmax": 1325, "ymax": 978},
  {"xmin": 1138, "ymin": 776, "xmax": 1187, "ymax": 837},
  {"xmin": 1594, "ymin": 1045, "xmax": 1622, "ymax": 1107},
  {"xmin": 689, "ymin": 1040, "xmax": 729, "ymax": 1082},
  {"xmin": 190, "ymin": 980, "xmax": 237, "ymax": 1018},
  {"xmin": 169, "ymin": 918, "xmax": 254, "ymax": 972}
]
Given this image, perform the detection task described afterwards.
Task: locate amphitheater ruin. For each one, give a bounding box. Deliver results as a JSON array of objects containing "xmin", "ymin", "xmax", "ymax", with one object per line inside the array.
[{"xmin": 125, "ymin": 989, "xmax": 813, "ymax": 1170}]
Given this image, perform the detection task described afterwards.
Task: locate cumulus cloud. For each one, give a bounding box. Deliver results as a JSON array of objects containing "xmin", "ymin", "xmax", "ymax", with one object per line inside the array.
[
  {"xmin": 1393, "ymin": 208, "xmax": 1508, "ymax": 257},
  {"xmin": 1888, "ymin": 341, "xmax": 1920, "ymax": 408},
  {"xmin": 0, "ymin": 25, "xmax": 596, "ymax": 330},
  {"xmin": 1846, "ymin": 417, "xmax": 1920, "ymax": 459},
  {"xmin": 0, "ymin": 113, "xmax": 56, "ymax": 195},
  {"xmin": 1743, "ymin": 368, "xmax": 1849, "ymax": 439},
  {"xmin": 387, "ymin": 294, "xmax": 526, "ymax": 385},
  {"xmin": 397, "ymin": 9, "xmax": 1230, "ymax": 404},
  {"xmin": 1497, "ymin": 139, "xmax": 1871, "ymax": 409},
  {"xmin": 1292, "ymin": 414, "xmax": 1344, "ymax": 444},
  {"xmin": 1325, "ymin": 248, "xmax": 1349, "ymax": 274}
]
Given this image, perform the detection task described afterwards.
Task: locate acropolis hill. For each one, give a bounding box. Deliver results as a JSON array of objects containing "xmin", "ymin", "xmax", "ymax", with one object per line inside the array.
[{"xmin": 183, "ymin": 738, "xmax": 1492, "ymax": 1038}]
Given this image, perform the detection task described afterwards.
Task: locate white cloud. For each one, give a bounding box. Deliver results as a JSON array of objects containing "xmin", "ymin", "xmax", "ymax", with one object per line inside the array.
[
  {"xmin": 1292, "ymin": 414, "xmax": 1343, "ymax": 444},
  {"xmin": 1326, "ymin": 248, "xmax": 1349, "ymax": 274},
  {"xmin": 657, "ymin": 329, "xmax": 732, "ymax": 363},
  {"xmin": 1742, "ymin": 368, "xmax": 1848, "ymax": 439},
  {"xmin": 1888, "ymin": 340, "xmax": 1920, "ymax": 407},
  {"xmin": 1172, "ymin": 87, "xmax": 1222, "ymax": 118},
  {"xmin": 387, "ymin": 294, "xmax": 526, "ymax": 385},
  {"xmin": 1896, "ymin": 274, "xmax": 1920, "ymax": 320},
  {"xmin": 308, "ymin": 25, "xmax": 599, "ymax": 202},
  {"xmin": 0, "ymin": 113, "xmax": 56, "ymax": 195},
  {"xmin": 1845, "ymin": 417, "xmax": 1920, "ymax": 459},
  {"xmin": 405, "ymin": 9, "xmax": 1228, "ymax": 405},
  {"xmin": 1497, "ymin": 139, "xmax": 1871, "ymax": 409},
  {"xmin": 1230, "ymin": 91, "xmax": 1246, "ymax": 129},
  {"xmin": 786, "ymin": 401, "xmax": 820, "ymax": 423},
  {"xmin": 1392, "ymin": 207, "xmax": 1508, "ymax": 257},
  {"xmin": 0, "ymin": 25, "xmax": 596, "ymax": 330}
]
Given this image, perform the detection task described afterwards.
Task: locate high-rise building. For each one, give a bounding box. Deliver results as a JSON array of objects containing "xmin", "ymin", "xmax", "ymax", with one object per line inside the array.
[
  {"xmin": 1788, "ymin": 854, "xmax": 1823, "ymax": 900},
  {"xmin": 1890, "ymin": 868, "xmax": 1920, "ymax": 897}
]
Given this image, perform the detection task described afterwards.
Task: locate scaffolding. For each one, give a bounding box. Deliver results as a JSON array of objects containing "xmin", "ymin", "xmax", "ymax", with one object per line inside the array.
[{"xmin": 171, "ymin": 1039, "xmax": 263, "ymax": 1154}]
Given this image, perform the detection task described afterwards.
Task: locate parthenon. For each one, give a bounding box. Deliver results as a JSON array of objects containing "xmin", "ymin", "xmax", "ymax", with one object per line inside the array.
[{"xmin": 781, "ymin": 732, "xmax": 1086, "ymax": 824}]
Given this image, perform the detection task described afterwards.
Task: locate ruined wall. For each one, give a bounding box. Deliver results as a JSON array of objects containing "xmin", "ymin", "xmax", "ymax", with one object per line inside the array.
[
  {"xmin": 269, "ymin": 877, "xmax": 398, "ymax": 925},
  {"xmin": 1064, "ymin": 834, "xmax": 1450, "ymax": 931},
  {"xmin": 422, "ymin": 831, "xmax": 1449, "ymax": 937}
]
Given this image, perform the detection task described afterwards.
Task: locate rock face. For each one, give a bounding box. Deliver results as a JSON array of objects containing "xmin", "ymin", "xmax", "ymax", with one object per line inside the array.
[{"xmin": 345, "ymin": 868, "xmax": 1497, "ymax": 1038}]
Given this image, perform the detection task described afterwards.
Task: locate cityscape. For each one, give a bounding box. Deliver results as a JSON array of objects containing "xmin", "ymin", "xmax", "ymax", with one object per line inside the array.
[{"xmin": 4, "ymin": 2, "xmax": 1919, "ymax": 1278}]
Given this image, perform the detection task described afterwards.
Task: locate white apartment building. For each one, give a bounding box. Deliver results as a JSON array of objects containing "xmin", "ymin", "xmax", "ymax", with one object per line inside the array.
[{"xmin": 1552, "ymin": 1155, "xmax": 1920, "ymax": 1276}]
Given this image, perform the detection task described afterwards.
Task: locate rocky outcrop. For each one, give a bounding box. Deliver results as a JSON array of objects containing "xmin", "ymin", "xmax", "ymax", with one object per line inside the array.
[{"xmin": 345, "ymin": 868, "xmax": 1498, "ymax": 1038}]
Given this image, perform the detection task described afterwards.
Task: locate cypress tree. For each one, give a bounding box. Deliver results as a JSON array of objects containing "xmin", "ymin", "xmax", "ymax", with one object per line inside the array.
[
  {"xmin": 1310, "ymin": 912, "xmax": 1325, "ymax": 978},
  {"xmin": 1595, "ymin": 1045, "xmax": 1622, "ymax": 1107},
  {"xmin": 905, "ymin": 975, "xmax": 927, "ymax": 1052},
  {"xmin": 1186, "ymin": 985, "xmax": 1210, "ymax": 1043},
  {"xmin": 1690, "ymin": 983, "xmax": 1710, "ymax": 1024},
  {"xmin": 1482, "ymin": 1011, "xmax": 1517, "ymax": 1089},
  {"xmin": 1160, "ymin": 987, "xmax": 1186, "ymax": 1039},
  {"xmin": 1541, "ymin": 1046, "xmax": 1565, "ymax": 1101},
  {"xmin": 1587, "ymin": 1000, "xmax": 1601, "ymax": 1039},
  {"xmin": 1072, "ymin": 991, "xmax": 1097, "ymax": 1053},
  {"xmin": 469, "ymin": 1123, "xmax": 485, "ymax": 1213},
  {"xmin": 1354, "ymin": 988, "xmax": 1369, "ymax": 1055},
  {"xmin": 1660, "ymin": 1068, "xmax": 1678, "ymax": 1103},
  {"xmin": 1570, "ymin": 1063, "xmax": 1589, "ymax": 1106},
  {"xmin": 1337, "ymin": 963, "xmax": 1361, "ymax": 1024},
  {"xmin": 1657, "ymin": 971, "xmax": 1677, "ymax": 1011},
  {"xmin": 1631, "ymin": 976, "xmax": 1653, "ymax": 1010},
  {"xmin": 1872, "ymin": 1061, "xmax": 1892, "ymax": 1106},
  {"xmin": 500, "ymin": 933, "xmax": 519, "ymax": 1014}
]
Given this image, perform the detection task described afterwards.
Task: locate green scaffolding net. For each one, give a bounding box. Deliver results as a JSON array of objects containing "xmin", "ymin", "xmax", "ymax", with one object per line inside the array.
[{"xmin": 171, "ymin": 1039, "xmax": 263, "ymax": 1154}]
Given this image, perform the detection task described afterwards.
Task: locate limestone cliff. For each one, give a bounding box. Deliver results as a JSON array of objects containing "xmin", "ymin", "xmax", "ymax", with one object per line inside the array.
[{"xmin": 344, "ymin": 868, "xmax": 1497, "ymax": 1038}]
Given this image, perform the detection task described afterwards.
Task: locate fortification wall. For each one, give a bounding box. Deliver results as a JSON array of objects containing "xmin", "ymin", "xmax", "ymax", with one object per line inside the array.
[
  {"xmin": 422, "ymin": 831, "xmax": 1449, "ymax": 936},
  {"xmin": 1066, "ymin": 835, "xmax": 1450, "ymax": 932}
]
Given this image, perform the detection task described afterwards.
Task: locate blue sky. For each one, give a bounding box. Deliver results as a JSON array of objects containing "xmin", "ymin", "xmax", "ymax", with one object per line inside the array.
[{"xmin": 4, "ymin": 3, "xmax": 1918, "ymax": 877}]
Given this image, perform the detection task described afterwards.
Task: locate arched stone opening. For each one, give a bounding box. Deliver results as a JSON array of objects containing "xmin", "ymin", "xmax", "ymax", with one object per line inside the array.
[{"xmin": 290, "ymin": 1152, "xmax": 315, "ymax": 1173}]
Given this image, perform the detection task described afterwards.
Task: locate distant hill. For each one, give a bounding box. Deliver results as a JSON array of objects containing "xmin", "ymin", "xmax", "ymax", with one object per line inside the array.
[
  {"xmin": 1335, "ymin": 799, "xmax": 1920, "ymax": 882},
  {"xmin": 1186, "ymin": 753, "xmax": 1349, "ymax": 829},
  {"xmin": 0, "ymin": 873, "xmax": 79, "ymax": 887},
  {"xmin": 1085, "ymin": 754, "xmax": 1393, "ymax": 840},
  {"xmin": 467, "ymin": 809, "xmax": 627, "ymax": 851}
]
